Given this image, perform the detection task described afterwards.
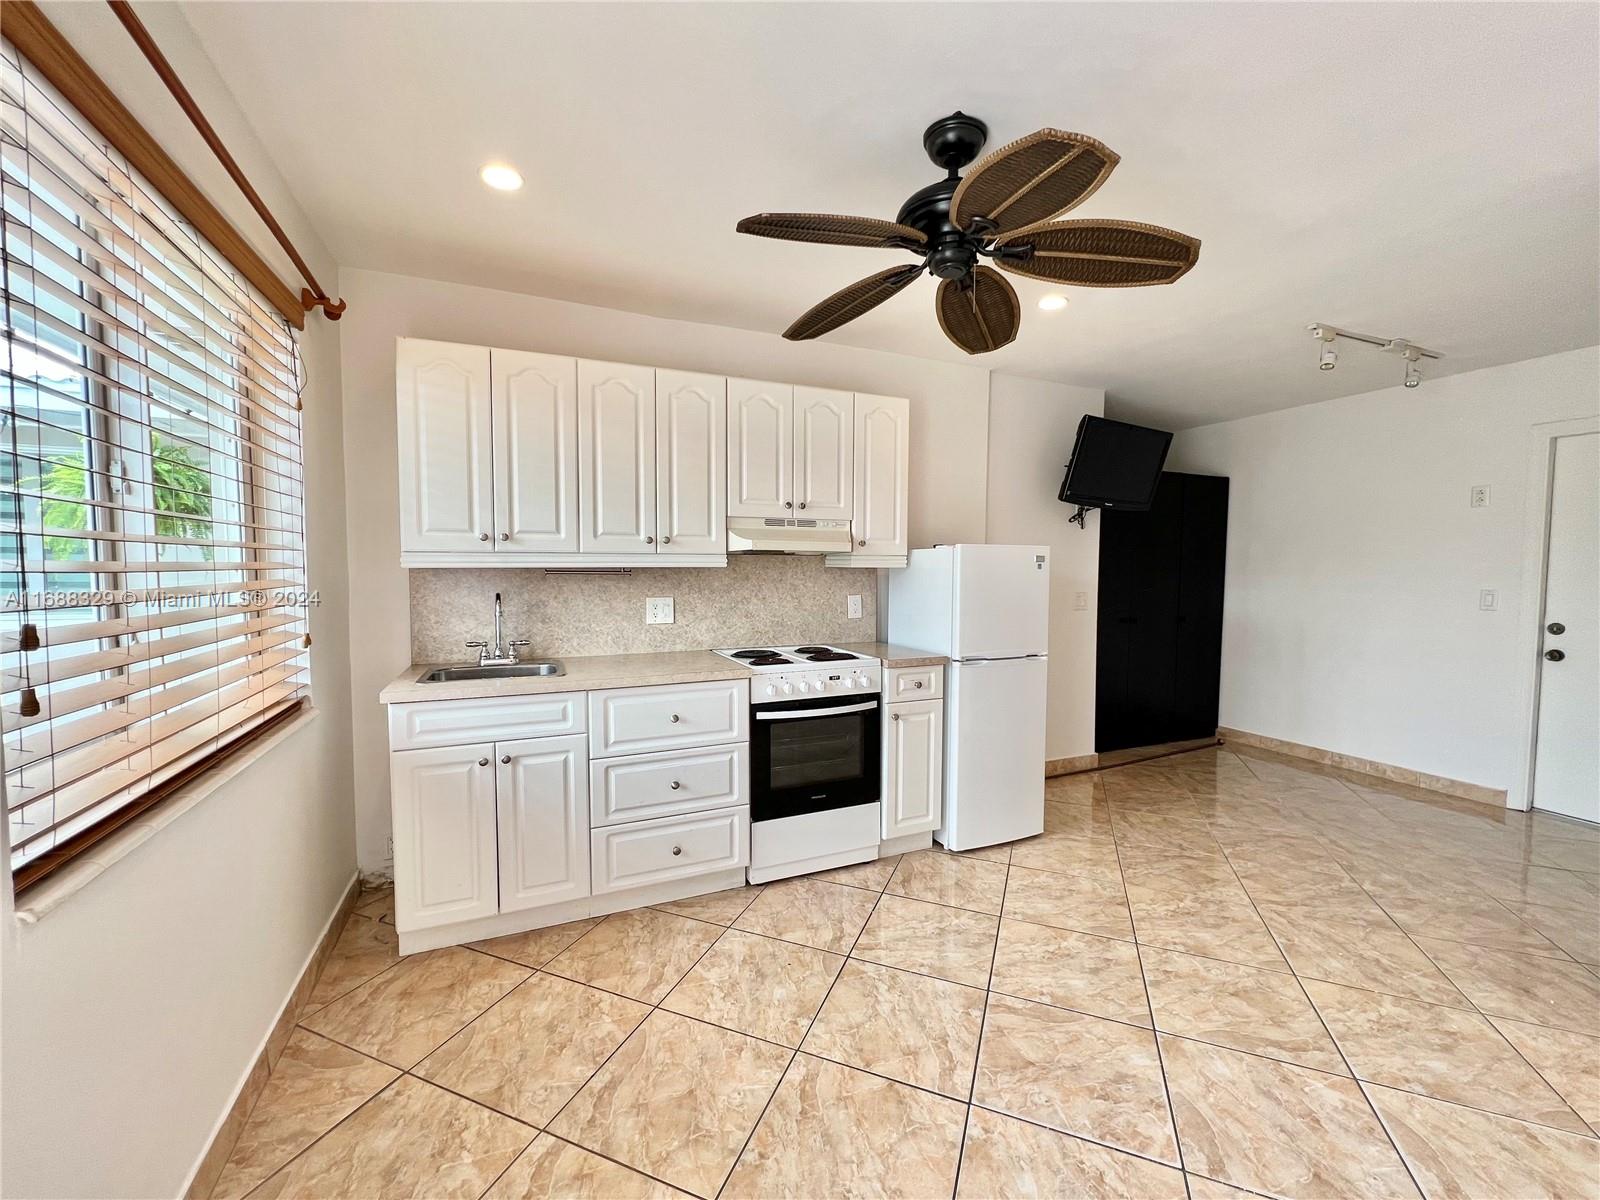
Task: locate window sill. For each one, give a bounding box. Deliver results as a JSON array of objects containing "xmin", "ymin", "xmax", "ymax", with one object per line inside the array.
[{"xmin": 12, "ymin": 705, "xmax": 323, "ymax": 926}]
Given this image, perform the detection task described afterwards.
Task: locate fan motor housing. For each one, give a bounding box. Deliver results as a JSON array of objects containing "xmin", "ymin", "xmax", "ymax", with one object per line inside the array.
[{"xmin": 897, "ymin": 176, "xmax": 978, "ymax": 280}]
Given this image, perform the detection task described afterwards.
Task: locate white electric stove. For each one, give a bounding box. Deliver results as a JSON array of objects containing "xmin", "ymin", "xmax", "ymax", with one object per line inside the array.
[{"xmin": 713, "ymin": 645, "xmax": 884, "ymax": 883}]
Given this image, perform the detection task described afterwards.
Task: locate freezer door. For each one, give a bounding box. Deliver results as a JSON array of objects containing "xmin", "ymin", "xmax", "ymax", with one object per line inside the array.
[
  {"xmin": 952, "ymin": 544, "xmax": 1050, "ymax": 660},
  {"xmin": 941, "ymin": 656, "xmax": 1047, "ymax": 850}
]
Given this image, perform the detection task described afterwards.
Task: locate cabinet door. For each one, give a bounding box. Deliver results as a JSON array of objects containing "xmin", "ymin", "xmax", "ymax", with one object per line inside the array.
[
  {"xmin": 497, "ymin": 733, "xmax": 590, "ymax": 913},
  {"xmin": 851, "ymin": 393, "xmax": 910, "ymax": 557},
  {"xmin": 883, "ymin": 698, "xmax": 943, "ymax": 840},
  {"xmin": 391, "ymin": 743, "xmax": 498, "ymax": 931},
  {"xmin": 492, "ymin": 350, "xmax": 578, "ymax": 553},
  {"xmin": 727, "ymin": 379, "xmax": 793, "ymax": 517},
  {"xmin": 579, "ymin": 360, "xmax": 657, "ymax": 552},
  {"xmin": 793, "ymin": 387, "xmax": 853, "ymax": 519},
  {"xmin": 656, "ymin": 370, "xmax": 727, "ymax": 555},
  {"xmin": 396, "ymin": 339, "xmax": 493, "ymax": 553}
]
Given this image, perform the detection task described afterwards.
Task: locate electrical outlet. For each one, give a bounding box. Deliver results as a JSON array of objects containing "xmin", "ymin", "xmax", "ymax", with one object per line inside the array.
[
  {"xmin": 385, "ymin": 835, "xmax": 394, "ymax": 861},
  {"xmin": 1470, "ymin": 484, "xmax": 1490, "ymax": 509},
  {"xmin": 847, "ymin": 594, "xmax": 864, "ymax": 619},
  {"xmin": 1073, "ymin": 590, "xmax": 1089, "ymax": 611},
  {"xmin": 645, "ymin": 597, "xmax": 674, "ymax": 625},
  {"xmin": 1479, "ymin": 589, "xmax": 1498, "ymax": 612}
]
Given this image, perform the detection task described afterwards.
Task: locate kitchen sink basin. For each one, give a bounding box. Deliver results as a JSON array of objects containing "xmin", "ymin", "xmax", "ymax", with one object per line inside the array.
[{"xmin": 421, "ymin": 662, "xmax": 563, "ymax": 682}]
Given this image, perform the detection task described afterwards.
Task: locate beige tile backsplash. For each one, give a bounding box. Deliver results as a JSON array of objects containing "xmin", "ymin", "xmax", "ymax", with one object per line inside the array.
[{"xmin": 409, "ymin": 555, "xmax": 877, "ymax": 662}]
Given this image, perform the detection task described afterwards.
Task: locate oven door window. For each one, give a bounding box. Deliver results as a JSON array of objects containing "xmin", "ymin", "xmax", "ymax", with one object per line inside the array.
[{"xmin": 752, "ymin": 697, "xmax": 881, "ymax": 822}]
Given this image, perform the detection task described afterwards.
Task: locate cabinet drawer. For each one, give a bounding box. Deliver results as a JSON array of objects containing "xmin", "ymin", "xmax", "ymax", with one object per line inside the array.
[
  {"xmin": 590, "ymin": 743, "xmax": 748, "ymax": 827},
  {"xmin": 589, "ymin": 679, "xmax": 748, "ymax": 757},
  {"xmin": 389, "ymin": 692, "xmax": 585, "ymax": 750},
  {"xmin": 590, "ymin": 807, "xmax": 749, "ymax": 895},
  {"xmin": 887, "ymin": 665, "xmax": 943, "ymax": 701}
]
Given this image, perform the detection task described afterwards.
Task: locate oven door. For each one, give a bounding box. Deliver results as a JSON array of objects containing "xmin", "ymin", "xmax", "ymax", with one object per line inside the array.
[{"xmin": 750, "ymin": 694, "xmax": 881, "ymax": 822}]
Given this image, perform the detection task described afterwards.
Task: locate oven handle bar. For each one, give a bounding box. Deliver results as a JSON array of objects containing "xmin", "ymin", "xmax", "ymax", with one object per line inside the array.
[{"xmin": 754, "ymin": 701, "xmax": 879, "ymax": 721}]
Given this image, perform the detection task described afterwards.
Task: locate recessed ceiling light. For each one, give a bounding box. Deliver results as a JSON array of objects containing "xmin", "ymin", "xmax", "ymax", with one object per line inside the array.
[
  {"xmin": 479, "ymin": 163, "xmax": 524, "ymax": 192},
  {"xmin": 1037, "ymin": 294, "xmax": 1068, "ymax": 312}
]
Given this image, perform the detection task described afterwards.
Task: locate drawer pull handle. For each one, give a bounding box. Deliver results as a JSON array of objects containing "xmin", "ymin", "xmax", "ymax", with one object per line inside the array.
[
  {"xmin": 478, "ymin": 532, "xmax": 490, "ymax": 542},
  {"xmin": 498, "ymin": 532, "xmax": 510, "ymax": 541},
  {"xmin": 670, "ymin": 780, "xmax": 682, "ymax": 790},
  {"xmin": 669, "ymin": 713, "xmax": 681, "ymax": 723},
  {"xmin": 500, "ymin": 755, "xmax": 511, "ymax": 764},
  {"xmin": 892, "ymin": 713, "xmax": 901, "ymax": 722},
  {"xmin": 477, "ymin": 757, "xmax": 490, "ymax": 766},
  {"xmin": 857, "ymin": 539, "xmax": 867, "ymax": 547},
  {"xmin": 913, "ymin": 680, "xmax": 924, "ymax": 689},
  {"xmin": 671, "ymin": 845, "xmax": 683, "ymax": 856}
]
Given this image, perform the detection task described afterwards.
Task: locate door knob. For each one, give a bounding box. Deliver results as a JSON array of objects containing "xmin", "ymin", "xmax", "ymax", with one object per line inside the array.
[
  {"xmin": 1547, "ymin": 622, "xmax": 1566, "ymax": 635},
  {"xmin": 1545, "ymin": 649, "xmax": 1566, "ymax": 662}
]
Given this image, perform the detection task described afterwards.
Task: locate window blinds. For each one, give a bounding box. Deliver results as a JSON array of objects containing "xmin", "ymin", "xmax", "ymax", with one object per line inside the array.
[{"xmin": 1, "ymin": 41, "xmax": 310, "ymax": 883}]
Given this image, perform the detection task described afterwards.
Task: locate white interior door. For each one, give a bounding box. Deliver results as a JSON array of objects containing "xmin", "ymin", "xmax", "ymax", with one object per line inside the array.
[
  {"xmin": 656, "ymin": 370, "xmax": 727, "ymax": 555},
  {"xmin": 579, "ymin": 360, "xmax": 656, "ymax": 553},
  {"xmin": 1533, "ymin": 431, "xmax": 1598, "ymax": 823},
  {"xmin": 396, "ymin": 339, "xmax": 493, "ymax": 553},
  {"xmin": 492, "ymin": 349, "xmax": 578, "ymax": 552},
  {"xmin": 727, "ymin": 379, "xmax": 793, "ymax": 517},
  {"xmin": 793, "ymin": 387, "xmax": 853, "ymax": 519}
]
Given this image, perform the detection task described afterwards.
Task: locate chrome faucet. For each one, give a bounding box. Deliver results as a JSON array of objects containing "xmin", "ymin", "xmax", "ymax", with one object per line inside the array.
[{"xmin": 465, "ymin": 592, "xmax": 530, "ymax": 666}]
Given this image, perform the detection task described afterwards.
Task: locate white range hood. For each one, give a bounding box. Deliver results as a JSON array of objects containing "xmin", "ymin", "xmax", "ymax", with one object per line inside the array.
[{"xmin": 727, "ymin": 517, "xmax": 853, "ymax": 554}]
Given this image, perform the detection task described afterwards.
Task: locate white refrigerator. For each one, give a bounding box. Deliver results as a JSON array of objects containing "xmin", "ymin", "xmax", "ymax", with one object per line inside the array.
[{"xmin": 888, "ymin": 544, "xmax": 1050, "ymax": 850}]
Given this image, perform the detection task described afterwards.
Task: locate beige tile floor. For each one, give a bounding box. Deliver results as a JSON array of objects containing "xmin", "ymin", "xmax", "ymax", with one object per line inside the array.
[{"xmin": 215, "ymin": 747, "xmax": 1600, "ymax": 1199}]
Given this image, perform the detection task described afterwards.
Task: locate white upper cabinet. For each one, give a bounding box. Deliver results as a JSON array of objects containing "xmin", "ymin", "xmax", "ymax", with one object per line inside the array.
[
  {"xmin": 397, "ymin": 339, "xmax": 494, "ymax": 553},
  {"xmin": 727, "ymin": 379, "xmax": 794, "ymax": 518},
  {"xmin": 849, "ymin": 393, "xmax": 911, "ymax": 559},
  {"xmin": 656, "ymin": 371, "xmax": 727, "ymax": 555},
  {"xmin": 793, "ymin": 387, "xmax": 854, "ymax": 519},
  {"xmin": 579, "ymin": 360, "xmax": 657, "ymax": 553},
  {"xmin": 492, "ymin": 350, "xmax": 579, "ymax": 553}
]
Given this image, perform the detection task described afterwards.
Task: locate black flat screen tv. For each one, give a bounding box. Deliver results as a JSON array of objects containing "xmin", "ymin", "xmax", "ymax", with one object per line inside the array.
[{"xmin": 1058, "ymin": 415, "xmax": 1173, "ymax": 512}]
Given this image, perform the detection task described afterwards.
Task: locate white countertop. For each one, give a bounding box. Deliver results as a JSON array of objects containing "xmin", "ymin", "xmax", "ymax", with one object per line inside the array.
[{"xmin": 380, "ymin": 650, "xmax": 754, "ymax": 704}]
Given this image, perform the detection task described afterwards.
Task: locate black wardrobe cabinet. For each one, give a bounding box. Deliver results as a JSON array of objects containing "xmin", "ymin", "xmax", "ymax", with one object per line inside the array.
[{"xmin": 1095, "ymin": 471, "xmax": 1229, "ymax": 754}]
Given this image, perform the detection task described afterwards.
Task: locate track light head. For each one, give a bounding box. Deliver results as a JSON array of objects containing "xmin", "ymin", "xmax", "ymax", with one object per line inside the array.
[
  {"xmin": 1404, "ymin": 357, "xmax": 1422, "ymax": 388},
  {"xmin": 1319, "ymin": 342, "xmax": 1337, "ymax": 371}
]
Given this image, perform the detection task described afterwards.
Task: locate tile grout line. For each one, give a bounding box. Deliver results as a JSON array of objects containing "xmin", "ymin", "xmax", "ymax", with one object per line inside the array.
[{"xmin": 950, "ymin": 838, "xmax": 1012, "ymax": 1200}]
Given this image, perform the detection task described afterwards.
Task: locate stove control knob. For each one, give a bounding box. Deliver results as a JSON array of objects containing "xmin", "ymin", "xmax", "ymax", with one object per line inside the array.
[
  {"xmin": 813, "ymin": 678, "xmax": 827, "ymax": 691},
  {"xmin": 764, "ymin": 684, "xmax": 777, "ymax": 697},
  {"xmin": 781, "ymin": 682, "xmax": 794, "ymax": 695},
  {"xmin": 796, "ymin": 680, "xmax": 809, "ymax": 693}
]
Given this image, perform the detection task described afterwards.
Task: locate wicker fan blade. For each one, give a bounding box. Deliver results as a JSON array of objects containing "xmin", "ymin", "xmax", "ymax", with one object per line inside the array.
[
  {"xmin": 994, "ymin": 219, "xmax": 1201, "ymax": 287},
  {"xmin": 951, "ymin": 130, "xmax": 1120, "ymax": 236},
  {"xmin": 737, "ymin": 212, "xmax": 927, "ymax": 250},
  {"xmin": 784, "ymin": 264, "xmax": 925, "ymax": 341},
  {"xmin": 935, "ymin": 266, "xmax": 1020, "ymax": 355}
]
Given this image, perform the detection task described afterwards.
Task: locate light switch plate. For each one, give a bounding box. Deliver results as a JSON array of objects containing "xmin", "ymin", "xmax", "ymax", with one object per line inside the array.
[
  {"xmin": 1470, "ymin": 484, "xmax": 1491, "ymax": 508},
  {"xmin": 1479, "ymin": 589, "xmax": 1498, "ymax": 611},
  {"xmin": 1073, "ymin": 591, "xmax": 1089, "ymax": 611},
  {"xmin": 645, "ymin": 597, "xmax": 674, "ymax": 625},
  {"xmin": 847, "ymin": 594, "xmax": 864, "ymax": 619}
]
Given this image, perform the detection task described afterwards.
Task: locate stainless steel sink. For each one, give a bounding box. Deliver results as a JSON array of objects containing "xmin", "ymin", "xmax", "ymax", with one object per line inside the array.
[{"xmin": 421, "ymin": 662, "xmax": 563, "ymax": 682}]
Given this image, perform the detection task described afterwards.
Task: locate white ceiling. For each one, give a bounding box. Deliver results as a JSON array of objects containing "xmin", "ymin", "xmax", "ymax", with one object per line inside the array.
[{"xmin": 173, "ymin": 1, "xmax": 1597, "ymax": 428}]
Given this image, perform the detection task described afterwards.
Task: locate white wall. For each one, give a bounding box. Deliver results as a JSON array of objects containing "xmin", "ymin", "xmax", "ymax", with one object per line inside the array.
[
  {"xmin": 337, "ymin": 268, "xmax": 992, "ymax": 872},
  {"xmin": 1168, "ymin": 346, "xmax": 1600, "ymax": 792},
  {"xmin": 1, "ymin": 7, "xmax": 356, "ymax": 1199},
  {"xmin": 985, "ymin": 375, "xmax": 1106, "ymax": 761}
]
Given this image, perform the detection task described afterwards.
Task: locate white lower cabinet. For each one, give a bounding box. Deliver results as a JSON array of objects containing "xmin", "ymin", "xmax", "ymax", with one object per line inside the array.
[
  {"xmin": 497, "ymin": 734, "xmax": 590, "ymax": 914},
  {"xmin": 882, "ymin": 697, "xmax": 944, "ymax": 840},
  {"xmin": 391, "ymin": 743, "xmax": 500, "ymax": 931},
  {"xmin": 591, "ymin": 806, "xmax": 749, "ymax": 895}
]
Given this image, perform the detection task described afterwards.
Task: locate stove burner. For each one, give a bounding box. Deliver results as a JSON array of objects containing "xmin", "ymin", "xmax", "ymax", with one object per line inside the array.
[
  {"xmin": 804, "ymin": 651, "xmax": 857, "ymax": 662},
  {"xmin": 793, "ymin": 646, "xmax": 834, "ymax": 654},
  {"xmin": 747, "ymin": 654, "xmax": 794, "ymax": 666},
  {"xmin": 730, "ymin": 649, "xmax": 778, "ymax": 659}
]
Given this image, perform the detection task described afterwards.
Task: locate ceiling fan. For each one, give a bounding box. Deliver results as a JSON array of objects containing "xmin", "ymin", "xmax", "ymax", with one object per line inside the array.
[{"xmin": 736, "ymin": 112, "xmax": 1201, "ymax": 354}]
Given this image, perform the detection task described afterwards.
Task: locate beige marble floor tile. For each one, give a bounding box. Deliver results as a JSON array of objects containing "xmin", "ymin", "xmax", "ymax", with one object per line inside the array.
[
  {"xmin": 1367, "ymin": 1084, "xmax": 1600, "ymax": 1200},
  {"xmin": 651, "ymin": 885, "xmax": 764, "ymax": 925},
  {"xmin": 1007, "ymin": 831, "xmax": 1122, "ymax": 878},
  {"xmin": 1183, "ymin": 1176, "xmax": 1265, "ymax": 1199},
  {"xmin": 353, "ymin": 886, "xmax": 393, "ymax": 920},
  {"xmin": 548, "ymin": 1010, "xmax": 790, "ymax": 1198},
  {"xmin": 305, "ymin": 915, "xmax": 401, "ymax": 1012},
  {"xmin": 1159, "ymin": 1035, "xmax": 1419, "ymax": 1199},
  {"xmin": 973, "ymin": 993, "xmax": 1178, "ymax": 1162},
  {"xmin": 485, "ymin": 1135, "xmax": 690, "ymax": 1199},
  {"xmin": 1042, "ymin": 800, "xmax": 1115, "ymax": 842},
  {"xmin": 1531, "ymin": 837, "xmax": 1600, "ymax": 874},
  {"xmin": 1130, "ymin": 895, "xmax": 1288, "ymax": 971},
  {"xmin": 1373, "ymin": 892, "xmax": 1570, "ymax": 957},
  {"xmin": 470, "ymin": 918, "xmax": 601, "ymax": 969},
  {"xmin": 301, "ymin": 946, "xmax": 530, "ymax": 1068},
  {"xmin": 1497, "ymin": 898, "xmax": 1600, "ymax": 965},
  {"xmin": 810, "ymin": 855, "xmax": 899, "ymax": 891},
  {"xmin": 724, "ymin": 1053, "xmax": 965, "ymax": 1200},
  {"xmin": 1140, "ymin": 946, "xmax": 1345, "ymax": 1073},
  {"xmin": 851, "ymin": 893, "xmax": 999, "ymax": 987},
  {"xmin": 544, "ymin": 908, "xmax": 720, "ymax": 1003},
  {"xmin": 1002, "ymin": 864, "xmax": 1134, "ymax": 940},
  {"xmin": 887, "ymin": 849, "xmax": 1009, "ymax": 914},
  {"xmin": 733, "ymin": 876, "xmax": 879, "ymax": 952},
  {"xmin": 803, "ymin": 959, "xmax": 986, "ymax": 1099},
  {"xmin": 1260, "ymin": 908, "xmax": 1472, "ymax": 1008},
  {"xmin": 956, "ymin": 1106, "xmax": 1187, "ymax": 1200},
  {"xmin": 1117, "ymin": 848, "xmax": 1245, "ymax": 898},
  {"xmin": 414, "ymin": 973, "xmax": 649, "ymax": 1125},
  {"xmin": 1488, "ymin": 1017, "xmax": 1600, "ymax": 1135},
  {"xmin": 1477, "ymin": 864, "xmax": 1600, "ymax": 914},
  {"xmin": 661, "ymin": 928, "xmax": 843, "ymax": 1046},
  {"xmin": 989, "ymin": 919, "xmax": 1150, "ymax": 1027},
  {"xmin": 1412, "ymin": 936, "xmax": 1600, "ymax": 1035},
  {"xmin": 212, "ymin": 1030, "xmax": 398, "ymax": 1200},
  {"xmin": 955, "ymin": 842, "xmax": 1015, "ymax": 864},
  {"xmin": 1303, "ymin": 978, "xmax": 1589, "ymax": 1134},
  {"xmin": 249, "ymin": 1075, "xmax": 533, "ymax": 1200}
]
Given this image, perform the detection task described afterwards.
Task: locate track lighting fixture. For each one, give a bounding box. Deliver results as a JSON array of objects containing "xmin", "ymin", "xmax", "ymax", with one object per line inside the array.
[
  {"xmin": 1319, "ymin": 342, "xmax": 1338, "ymax": 371},
  {"xmin": 1403, "ymin": 347, "xmax": 1422, "ymax": 388},
  {"xmin": 1305, "ymin": 323, "xmax": 1443, "ymax": 387}
]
